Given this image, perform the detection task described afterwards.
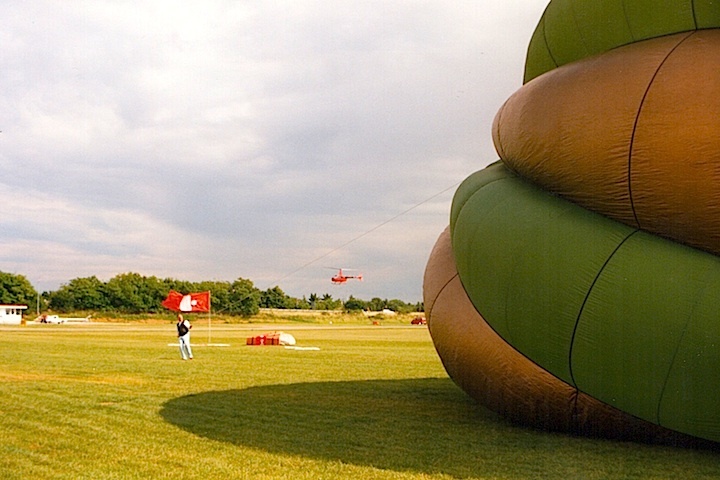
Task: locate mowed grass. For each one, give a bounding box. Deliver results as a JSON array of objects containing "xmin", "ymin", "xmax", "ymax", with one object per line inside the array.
[{"xmin": 1, "ymin": 322, "xmax": 719, "ymax": 479}]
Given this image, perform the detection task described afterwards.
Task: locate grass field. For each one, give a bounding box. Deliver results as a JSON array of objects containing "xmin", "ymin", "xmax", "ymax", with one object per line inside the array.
[{"xmin": 1, "ymin": 319, "xmax": 719, "ymax": 479}]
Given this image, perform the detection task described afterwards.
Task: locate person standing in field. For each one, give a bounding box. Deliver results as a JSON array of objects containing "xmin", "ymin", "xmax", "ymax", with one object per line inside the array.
[{"xmin": 176, "ymin": 313, "xmax": 193, "ymax": 360}]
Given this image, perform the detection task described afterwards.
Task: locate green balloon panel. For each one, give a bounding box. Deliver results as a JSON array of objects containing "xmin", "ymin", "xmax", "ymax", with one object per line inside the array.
[
  {"xmin": 524, "ymin": 0, "xmax": 720, "ymax": 82},
  {"xmin": 451, "ymin": 162, "xmax": 720, "ymax": 442}
]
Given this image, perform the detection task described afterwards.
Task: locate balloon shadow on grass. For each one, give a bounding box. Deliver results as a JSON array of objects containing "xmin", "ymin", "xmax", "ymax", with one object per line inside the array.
[
  {"xmin": 161, "ymin": 378, "xmax": 515, "ymax": 477},
  {"xmin": 159, "ymin": 378, "xmax": 720, "ymax": 478}
]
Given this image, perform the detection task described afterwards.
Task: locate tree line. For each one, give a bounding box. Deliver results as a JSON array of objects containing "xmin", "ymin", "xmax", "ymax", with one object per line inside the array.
[{"xmin": 0, "ymin": 271, "xmax": 423, "ymax": 316}]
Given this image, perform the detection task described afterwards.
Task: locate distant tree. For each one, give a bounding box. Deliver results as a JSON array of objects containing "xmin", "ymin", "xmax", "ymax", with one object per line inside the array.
[
  {"xmin": 343, "ymin": 295, "xmax": 366, "ymax": 311},
  {"xmin": 285, "ymin": 296, "xmax": 310, "ymax": 309},
  {"xmin": 0, "ymin": 271, "xmax": 37, "ymax": 306},
  {"xmin": 47, "ymin": 287, "xmax": 74, "ymax": 312},
  {"xmin": 226, "ymin": 277, "xmax": 260, "ymax": 316},
  {"xmin": 105, "ymin": 272, "xmax": 166, "ymax": 313},
  {"xmin": 367, "ymin": 297, "xmax": 386, "ymax": 311},
  {"xmin": 260, "ymin": 286, "xmax": 289, "ymax": 309},
  {"xmin": 308, "ymin": 293, "xmax": 319, "ymax": 309},
  {"xmin": 194, "ymin": 280, "xmax": 231, "ymax": 313},
  {"xmin": 163, "ymin": 278, "xmax": 194, "ymax": 295},
  {"xmin": 39, "ymin": 291, "xmax": 51, "ymax": 313},
  {"xmin": 386, "ymin": 299, "xmax": 418, "ymax": 314},
  {"xmin": 141, "ymin": 275, "xmax": 167, "ymax": 312},
  {"xmin": 316, "ymin": 293, "xmax": 342, "ymax": 310},
  {"xmin": 48, "ymin": 276, "xmax": 106, "ymax": 312},
  {"xmin": 70, "ymin": 276, "xmax": 106, "ymax": 310},
  {"xmin": 40, "ymin": 271, "xmax": 425, "ymax": 316}
]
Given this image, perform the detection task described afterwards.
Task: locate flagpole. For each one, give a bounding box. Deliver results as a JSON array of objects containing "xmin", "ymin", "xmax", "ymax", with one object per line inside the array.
[{"xmin": 208, "ymin": 291, "xmax": 212, "ymax": 345}]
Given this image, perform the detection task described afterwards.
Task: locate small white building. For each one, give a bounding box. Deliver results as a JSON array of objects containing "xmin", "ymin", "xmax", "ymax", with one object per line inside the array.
[{"xmin": 0, "ymin": 304, "xmax": 28, "ymax": 325}]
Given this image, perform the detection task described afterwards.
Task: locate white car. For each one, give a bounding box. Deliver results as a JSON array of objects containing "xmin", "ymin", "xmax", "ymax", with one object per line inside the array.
[{"xmin": 40, "ymin": 314, "xmax": 65, "ymax": 324}]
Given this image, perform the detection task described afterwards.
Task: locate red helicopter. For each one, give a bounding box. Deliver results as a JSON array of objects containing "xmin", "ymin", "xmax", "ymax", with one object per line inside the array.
[{"xmin": 330, "ymin": 268, "xmax": 363, "ymax": 284}]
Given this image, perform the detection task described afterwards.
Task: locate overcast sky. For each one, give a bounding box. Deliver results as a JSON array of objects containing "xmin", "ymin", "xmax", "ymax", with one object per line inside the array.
[{"xmin": 1, "ymin": 1, "xmax": 549, "ymax": 302}]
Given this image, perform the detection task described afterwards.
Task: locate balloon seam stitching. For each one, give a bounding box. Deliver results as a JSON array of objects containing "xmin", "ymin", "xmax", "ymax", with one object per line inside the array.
[
  {"xmin": 620, "ymin": 0, "xmax": 634, "ymax": 42},
  {"xmin": 627, "ymin": 32, "xmax": 695, "ymax": 230},
  {"xmin": 540, "ymin": 14, "xmax": 559, "ymax": 73},
  {"xmin": 450, "ymin": 172, "xmax": 511, "ymax": 237},
  {"xmin": 493, "ymin": 102, "xmax": 508, "ymax": 160},
  {"xmin": 567, "ymin": 229, "xmax": 641, "ymax": 389},
  {"xmin": 655, "ymin": 261, "xmax": 713, "ymax": 428},
  {"xmin": 568, "ymin": 1, "xmax": 592, "ymax": 65},
  {"xmin": 426, "ymin": 272, "xmax": 460, "ymax": 320}
]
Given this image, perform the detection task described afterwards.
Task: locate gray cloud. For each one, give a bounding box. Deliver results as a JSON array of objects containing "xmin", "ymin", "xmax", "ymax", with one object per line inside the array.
[{"xmin": 1, "ymin": 0, "xmax": 548, "ymax": 301}]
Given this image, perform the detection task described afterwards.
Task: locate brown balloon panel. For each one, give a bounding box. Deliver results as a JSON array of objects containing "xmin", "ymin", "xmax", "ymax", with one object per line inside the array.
[{"xmin": 493, "ymin": 30, "xmax": 720, "ymax": 255}]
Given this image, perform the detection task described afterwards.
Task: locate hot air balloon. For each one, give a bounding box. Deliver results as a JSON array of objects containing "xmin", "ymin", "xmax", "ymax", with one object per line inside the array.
[{"xmin": 424, "ymin": 0, "xmax": 720, "ymax": 444}]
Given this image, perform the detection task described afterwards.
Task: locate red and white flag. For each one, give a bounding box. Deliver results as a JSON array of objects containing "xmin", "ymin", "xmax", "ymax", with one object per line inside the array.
[{"xmin": 162, "ymin": 290, "xmax": 211, "ymax": 313}]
